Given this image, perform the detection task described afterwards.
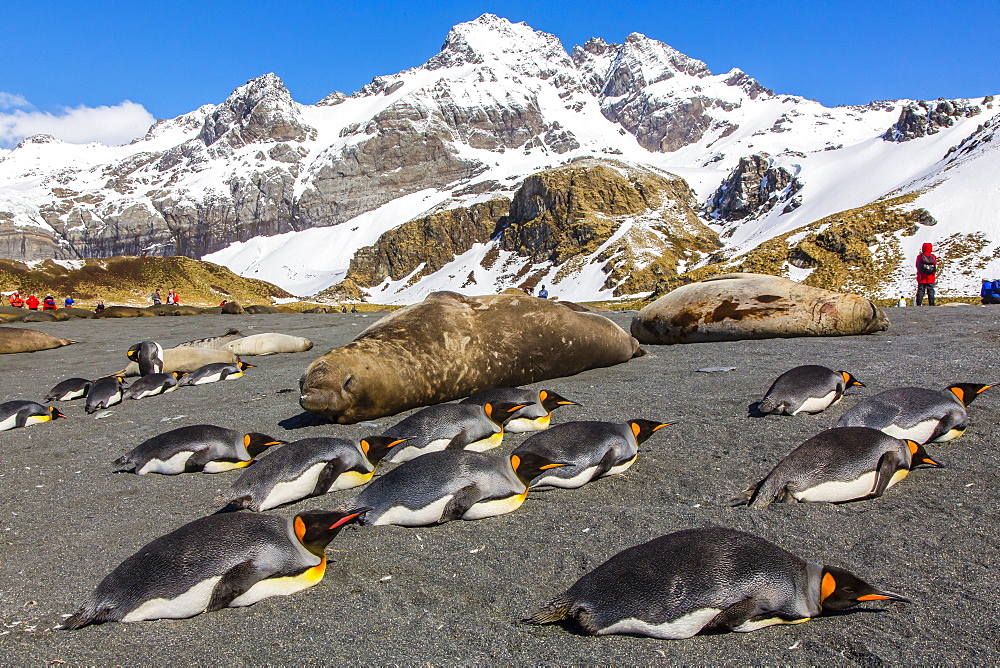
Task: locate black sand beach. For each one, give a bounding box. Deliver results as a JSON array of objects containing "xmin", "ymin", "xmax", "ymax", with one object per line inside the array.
[{"xmin": 0, "ymin": 306, "xmax": 997, "ymax": 663}]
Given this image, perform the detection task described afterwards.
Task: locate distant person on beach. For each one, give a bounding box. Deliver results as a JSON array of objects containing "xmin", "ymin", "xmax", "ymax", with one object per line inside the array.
[
  {"xmin": 981, "ymin": 279, "xmax": 1000, "ymax": 305},
  {"xmin": 8, "ymin": 291, "xmax": 23, "ymax": 308},
  {"xmin": 151, "ymin": 289, "xmax": 162, "ymax": 305},
  {"xmin": 26, "ymin": 294, "xmax": 39, "ymax": 310},
  {"xmin": 915, "ymin": 243, "xmax": 938, "ymax": 306},
  {"xmin": 95, "ymin": 301, "xmax": 106, "ymax": 313},
  {"xmin": 171, "ymin": 289, "xmax": 180, "ymax": 305},
  {"xmin": 64, "ymin": 296, "xmax": 75, "ymax": 308},
  {"xmin": 42, "ymin": 295, "xmax": 56, "ymax": 310},
  {"xmin": 537, "ymin": 285, "xmax": 549, "ymax": 299}
]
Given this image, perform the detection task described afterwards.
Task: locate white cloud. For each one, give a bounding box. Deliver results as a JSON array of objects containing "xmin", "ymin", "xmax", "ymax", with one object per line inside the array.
[{"xmin": 0, "ymin": 97, "xmax": 156, "ymax": 147}]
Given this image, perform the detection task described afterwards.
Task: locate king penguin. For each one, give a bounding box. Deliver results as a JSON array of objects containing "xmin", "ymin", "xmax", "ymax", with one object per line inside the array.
[
  {"xmin": 836, "ymin": 383, "xmax": 993, "ymax": 443},
  {"xmin": 44, "ymin": 377, "xmax": 92, "ymax": 402},
  {"xmin": 758, "ymin": 365, "xmax": 864, "ymax": 415},
  {"xmin": 380, "ymin": 401, "xmax": 527, "ymax": 463},
  {"xmin": 732, "ymin": 426, "xmax": 943, "ymax": 507},
  {"xmin": 85, "ymin": 376, "xmax": 127, "ymax": 414},
  {"xmin": 0, "ymin": 400, "xmax": 66, "ymax": 431},
  {"xmin": 460, "ymin": 387, "xmax": 579, "ymax": 432},
  {"xmin": 60, "ymin": 508, "xmax": 369, "ymax": 629},
  {"xmin": 511, "ymin": 420, "xmax": 674, "ymax": 489},
  {"xmin": 525, "ymin": 527, "xmax": 909, "ymax": 639},
  {"xmin": 342, "ymin": 449, "xmax": 567, "ymax": 527},
  {"xmin": 180, "ymin": 361, "xmax": 255, "ymax": 386},
  {"xmin": 122, "ymin": 372, "xmax": 186, "ymax": 400},
  {"xmin": 114, "ymin": 424, "xmax": 284, "ymax": 474},
  {"xmin": 126, "ymin": 341, "xmax": 164, "ymax": 376},
  {"xmin": 216, "ymin": 436, "xmax": 407, "ymax": 511}
]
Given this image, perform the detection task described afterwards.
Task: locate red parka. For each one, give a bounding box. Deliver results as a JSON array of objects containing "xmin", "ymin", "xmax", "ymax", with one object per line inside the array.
[{"xmin": 916, "ymin": 242, "xmax": 938, "ymax": 284}]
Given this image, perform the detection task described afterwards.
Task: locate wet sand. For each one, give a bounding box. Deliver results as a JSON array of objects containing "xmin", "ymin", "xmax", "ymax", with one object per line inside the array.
[{"xmin": 0, "ymin": 305, "xmax": 997, "ymax": 663}]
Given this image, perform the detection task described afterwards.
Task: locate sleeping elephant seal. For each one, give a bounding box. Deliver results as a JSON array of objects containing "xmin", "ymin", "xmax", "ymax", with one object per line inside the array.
[
  {"xmin": 120, "ymin": 347, "xmax": 239, "ymax": 376},
  {"xmin": 245, "ymin": 304, "xmax": 279, "ymax": 314},
  {"xmin": 631, "ymin": 273, "xmax": 890, "ymax": 345},
  {"xmin": 224, "ymin": 333, "xmax": 313, "ymax": 355},
  {"xmin": 55, "ymin": 307, "xmax": 95, "ymax": 319},
  {"xmin": 221, "ymin": 301, "xmax": 246, "ymax": 315},
  {"xmin": 22, "ymin": 311, "xmax": 61, "ymax": 322},
  {"xmin": 95, "ymin": 306, "xmax": 156, "ymax": 318},
  {"xmin": 299, "ymin": 291, "xmax": 642, "ymax": 424},
  {"xmin": 175, "ymin": 329, "xmax": 246, "ymax": 350},
  {"xmin": 0, "ymin": 326, "xmax": 77, "ymax": 354}
]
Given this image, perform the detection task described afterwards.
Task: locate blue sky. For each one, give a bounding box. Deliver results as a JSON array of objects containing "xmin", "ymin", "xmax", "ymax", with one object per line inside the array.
[{"xmin": 2, "ymin": 0, "xmax": 997, "ymax": 145}]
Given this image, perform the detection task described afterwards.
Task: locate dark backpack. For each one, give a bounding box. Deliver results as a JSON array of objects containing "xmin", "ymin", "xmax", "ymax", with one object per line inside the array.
[{"xmin": 918, "ymin": 255, "xmax": 937, "ymax": 274}]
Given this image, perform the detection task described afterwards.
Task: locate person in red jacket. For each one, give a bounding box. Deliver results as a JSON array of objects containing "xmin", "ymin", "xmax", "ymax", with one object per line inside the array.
[
  {"xmin": 915, "ymin": 242, "xmax": 938, "ymax": 306},
  {"xmin": 8, "ymin": 291, "xmax": 24, "ymax": 307},
  {"xmin": 25, "ymin": 294, "xmax": 40, "ymax": 310},
  {"xmin": 42, "ymin": 294, "xmax": 57, "ymax": 310}
]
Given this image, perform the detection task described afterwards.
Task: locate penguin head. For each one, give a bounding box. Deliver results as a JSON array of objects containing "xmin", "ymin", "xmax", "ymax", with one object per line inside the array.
[
  {"xmin": 238, "ymin": 362, "xmax": 256, "ymax": 371},
  {"xmin": 819, "ymin": 565, "xmax": 910, "ymax": 611},
  {"xmin": 628, "ymin": 420, "xmax": 675, "ymax": 445},
  {"xmin": 360, "ymin": 436, "xmax": 407, "ymax": 465},
  {"xmin": 945, "ymin": 383, "xmax": 994, "ymax": 407},
  {"xmin": 126, "ymin": 344, "xmax": 140, "ymax": 361},
  {"xmin": 510, "ymin": 453, "xmax": 568, "ymax": 489},
  {"xmin": 483, "ymin": 401, "xmax": 530, "ymax": 426},
  {"xmin": 243, "ymin": 433, "xmax": 285, "ymax": 456},
  {"xmin": 116, "ymin": 376, "xmax": 127, "ymax": 386},
  {"xmin": 905, "ymin": 440, "xmax": 944, "ymax": 468},
  {"xmin": 839, "ymin": 371, "xmax": 865, "ymax": 387},
  {"xmin": 172, "ymin": 371, "xmax": 187, "ymax": 379},
  {"xmin": 48, "ymin": 406, "xmax": 67, "ymax": 420},
  {"xmin": 293, "ymin": 508, "xmax": 371, "ymax": 556},
  {"xmin": 538, "ymin": 390, "xmax": 580, "ymax": 414}
]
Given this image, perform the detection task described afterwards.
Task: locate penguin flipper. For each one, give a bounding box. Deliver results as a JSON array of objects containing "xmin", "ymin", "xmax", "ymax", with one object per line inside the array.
[
  {"xmin": 707, "ymin": 596, "xmax": 758, "ymax": 631},
  {"xmin": 868, "ymin": 452, "xmax": 903, "ymax": 499},
  {"xmin": 444, "ymin": 429, "xmax": 472, "ymax": 450},
  {"xmin": 207, "ymin": 561, "xmax": 262, "ymax": 612},
  {"xmin": 313, "ymin": 460, "xmax": 350, "ymax": 495},
  {"xmin": 591, "ymin": 448, "xmax": 621, "ymax": 479},
  {"xmin": 440, "ymin": 484, "xmax": 482, "ymax": 522}
]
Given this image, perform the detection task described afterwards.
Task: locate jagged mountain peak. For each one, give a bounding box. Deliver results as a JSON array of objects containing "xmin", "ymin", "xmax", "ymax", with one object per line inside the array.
[{"xmin": 197, "ymin": 72, "xmax": 315, "ymax": 148}]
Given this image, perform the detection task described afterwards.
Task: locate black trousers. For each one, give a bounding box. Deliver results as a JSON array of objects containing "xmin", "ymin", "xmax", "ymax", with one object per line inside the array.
[
  {"xmin": 916, "ymin": 283, "xmax": 935, "ymax": 306},
  {"xmin": 982, "ymin": 294, "xmax": 1000, "ymax": 305}
]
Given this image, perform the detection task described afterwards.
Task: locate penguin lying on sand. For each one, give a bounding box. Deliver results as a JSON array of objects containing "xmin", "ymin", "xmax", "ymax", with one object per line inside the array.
[
  {"xmin": 0, "ymin": 400, "xmax": 66, "ymax": 431},
  {"xmin": 85, "ymin": 376, "xmax": 127, "ymax": 414},
  {"xmin": 380, "ymin": 401, "xmax": 527, "ymax": 463},
  {"xmin": 115, "ymin": 424, "xmax": 284, "ymax": 475},
  {"xmin": 44, "ymin": 377, "xmax": 92, "ymax": 402},
  {"xmin": 180, "ymin": 361, "xmax": 255, "ymax": 386},
  {"xmin": 836, "ymin": 383, "xmax": 993, "ymax": 443},
  {"xmin": 525, "ymin": 527, "xmax": 909, "ymax": 639},
  {"xmin": 217, "ymin": 436, "xmax": 406, "ymax": 511},
  {"xmin": 126, "ymin": 341, "xmax": 164, "ymax": 376},
  {"xmin": 460, "ymin": 388, "xmax": 579, "ymax": 432},
  {"xmin": 732, "ymin": 427, "xmax": 943, "ymax": 507},
  {"xmin": 512, "ymin": 420, "xmax": 673, "ymax": 489},
  {"xmin": 123, "ymin": 372, "xmax": 186, "ymax": 400},
  {"xmin": 61, "ymin": 508, "xmax": 369, "ymax": 629},
  {"xmin": 758, "ymin": 365, "xmax": 864, "ymax": 415},
  {"xmin": 342, "ymin": 450, "xmax": 566, "ymax": 526}
]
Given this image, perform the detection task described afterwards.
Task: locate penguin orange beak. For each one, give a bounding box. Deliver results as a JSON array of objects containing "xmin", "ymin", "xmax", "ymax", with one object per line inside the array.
[
  {"xmin": 330, "ymin": 507, "xmax": 372, "ymax": 529},
  {"xmin": 858, "ymin": 591, "xmax": 911, "ymax": 603}
]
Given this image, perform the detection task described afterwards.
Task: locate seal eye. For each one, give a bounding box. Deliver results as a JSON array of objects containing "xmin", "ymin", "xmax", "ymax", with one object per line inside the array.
[{"xmin": 341, "ymin": 375, "xmax": 355, "ymax": 392}]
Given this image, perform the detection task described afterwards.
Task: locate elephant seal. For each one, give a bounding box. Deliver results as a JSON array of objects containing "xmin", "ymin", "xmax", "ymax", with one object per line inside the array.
[
  {"xmin": 120, "ymin": 347, "xmax": 239, "ymax": 376},
  {"xmin": 299, "ymin": 291, "xmax": 642, "ymax": 424},
  {"xmin": 631, "ymin": 273, "xmax": 890, "ymax": 345},
  {"xmin": 245, "ymin": 305, "xmax": 279, "ymax": 314},
  {"xmin": 55, "ymin": 307, "xmax": 95, "ymax": 319},
  {"xmin": 221, "ymin": 301, "xmax": 246, "ymax": 315},
  {"xmin": 0, "ymin": 326, "xmax": 77, "ymax": 354},
  {"xmin": 22, "ymin": 311, "xmax": 61, "ymax": 322},
  {"xmin": 175, "ymin": 329, "xmax": 246, "ymax": 350},
  {"xmin": 224, "ymin": 333, "xmax": 313, "ymax": 356},
  {"xmin": 95, "ymin": 306, "xmax": 156, "ymax": 318}
]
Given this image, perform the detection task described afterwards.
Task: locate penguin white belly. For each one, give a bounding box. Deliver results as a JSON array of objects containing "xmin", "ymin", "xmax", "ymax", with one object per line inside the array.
[
  {"xmin": 882, "ymin": 420, "xmax": 940, "ymax": 443},
  {"xmin": 202, "ymin": 459, "xmax": 252, "ymax": 473},
  {"xmin": 599, "ymin": 607, "xmax": 722, "ymax": 639},
  {"xmin": 791, "ymin": 390, "xmax": 838, "ymax": 415},
  {"xmin": 387, "ymin": 439, "xmax": 451, "ymax": 463},
  {"xmin": 229, "ymin": 558, "xmax": 326, "ymax": 607},
  {"xmin": 259, "ymin": 463, "xmax": 328, "ymax": 510},
  {"xmin": 533, "ymin": 466, "xmax": 598, "ymax": 489},
  {"xmin": 122, "ymin": 576, "xmax": 222, "ymax": 622},
  {"xmin": 733, "ymin": 616, "xmax": 811, "ymax": 632},
  {"xmin": 505, "ymin": 415, "xmax": 551, "ymax": 433},
  {"xmin": 795, "ymin": 468, "xmax": 908, "ymax": 502},
  {"xmin": 162, "ymin": 384, "xmax": 179, "ymax": 394},
  {"xmin": 462, "ymin": 491, "xmax": 527, "ymax": 520},
  {"xmin": 59, "ymin": 389, "xmax": 86, "ymax": 400},
  {"xmin": 190, "ymin": 373, "xmax": 224, "ymax": 385},
  {"xmin": 373, "ymin": 495, "xmax": 454, "ymax": 526},
  {"xmin": 328, "ymin": 469, "xmax": 374, "ymax": 492},
  {"xmin": 0, "ymin": 414, "xmax": 19, "ymax": 431},
  {"xmin": 138, "ymin": 451, "xmax": 194, "ymax": 475},
  {"xmin": 465, "ymin": 430, "xmax": 504, "ymax": 452},
  {"xmin": 605, "ymin": 453, "xmax": 638, "ymax": 477}
]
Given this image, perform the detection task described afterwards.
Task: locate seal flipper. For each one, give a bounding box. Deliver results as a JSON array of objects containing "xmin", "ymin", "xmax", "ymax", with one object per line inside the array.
[
  {"xmin": 708, "ymin": 596, "xmax": 758, "ymax": 631},
  {"xmin": 440, "ymin": 484, "xmax": 481, "ymax": 522},
  {"xmin": 207, "ymin": 562, "xmax": 261, "ymax": 611}
]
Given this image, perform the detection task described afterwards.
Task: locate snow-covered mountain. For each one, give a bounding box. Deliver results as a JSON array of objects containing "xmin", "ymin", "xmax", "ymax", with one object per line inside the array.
[{"xmin": 1, "ymin": 14, "xmax": 996, "ymax": 302}]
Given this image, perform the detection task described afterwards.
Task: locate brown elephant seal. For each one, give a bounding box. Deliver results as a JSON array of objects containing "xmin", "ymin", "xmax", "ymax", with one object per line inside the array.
[
  {"xmin": 224, "ymin": 333, "xmax": 313, "ymax": 356},
  {"xmin": 299, "ymin": 291, "xmax": 642, "ymax": 424},
  {"xmin": 120, "ymin": 347, "xmax": 239, "ymax": 376},
  {"xmin": 22, "ymin": 311, "xmax": 61, "ymax": 322},
  {"xmin": 95, "ymin": 306, "xmax": 156, "ymax": 318},
  {"xmin": 630, "ymin": 273, "xmax": 890, "ymax": 345},
  {"xmin": 0, "ymin": 326, "xmax": 77, "ymax": 354},
  {"xmin": 221, "ymin": 301, "xmax": 246, "ymax": 315},
  {"xmin": 174, "ymin": 329, "xmax": 245, "ymax": 350},
  {"xmin": 55, "ymin": 307, "xmax": 95, "ymax": 319},
  {"xmin": 245, "ymin": 304, "xmax": 279, "ymax": 314}
]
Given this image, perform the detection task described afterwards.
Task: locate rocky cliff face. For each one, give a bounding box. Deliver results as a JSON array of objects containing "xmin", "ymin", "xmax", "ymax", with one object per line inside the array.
[
  {"xmin": 884, "ymin": 99, "xmax": 982, "ymax": 141},
  {"xmin": 705, "ymin": 154, "xmax": 803, "ymax": 222}
]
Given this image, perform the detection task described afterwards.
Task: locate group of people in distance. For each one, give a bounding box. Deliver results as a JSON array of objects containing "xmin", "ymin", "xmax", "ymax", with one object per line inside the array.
[
  {"xmin": 150, "ymin": 289, "xmax": 181, "ymax": 306},
  {"xmin": 6, "ymin": 291, "xmax": 76, "ymax": 310}
]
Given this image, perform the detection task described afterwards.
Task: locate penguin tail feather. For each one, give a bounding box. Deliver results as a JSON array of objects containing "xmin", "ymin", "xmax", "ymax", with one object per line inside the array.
[
  {"xmin": 60, "ymin": 601, "xmax": 111, "ymax": 630},
  {"xmin": 112, "ymin": 455, "xmax": 134, "ymax": 469},
  {"xmin": 757, "ymin": 397, "xmax": 779, "ymax": 414},
  {"xmin": 523, "ymin": 595, "xmax": 573, "ymax": 625}
]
